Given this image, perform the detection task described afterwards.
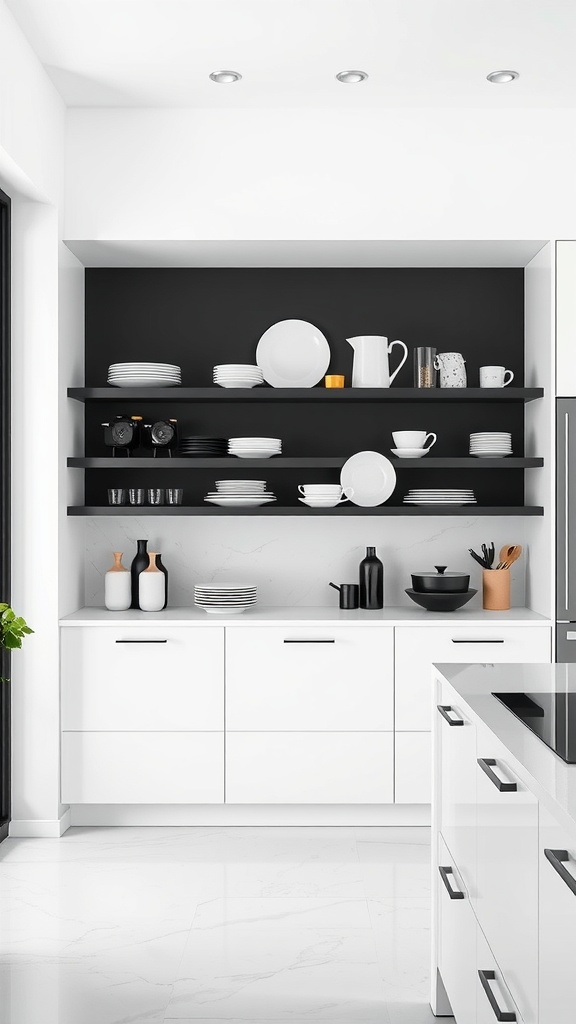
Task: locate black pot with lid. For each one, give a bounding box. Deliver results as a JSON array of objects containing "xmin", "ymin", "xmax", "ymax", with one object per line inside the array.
[{"xmin": 411, "ymin": 565, "xmax": 470, "ymax": 594}]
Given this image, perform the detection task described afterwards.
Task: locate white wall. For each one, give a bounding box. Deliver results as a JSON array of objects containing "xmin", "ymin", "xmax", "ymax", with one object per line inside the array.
[{"xmin": 66, "ymin": 107, "xmax": 576, "ymax": 241}]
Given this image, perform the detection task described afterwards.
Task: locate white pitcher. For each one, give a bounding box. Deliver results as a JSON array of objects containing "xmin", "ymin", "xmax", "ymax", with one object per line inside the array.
[
  {"xmin": 347, "ymin": 336, "xmax": 408, "ymax": 388},
  {"xmin": 434, "ymin": 351, "xmax": 467, "ymax": 388}
]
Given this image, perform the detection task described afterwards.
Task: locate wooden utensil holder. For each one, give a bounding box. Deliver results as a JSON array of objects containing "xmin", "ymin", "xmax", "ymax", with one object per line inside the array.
[{"xmin": 482, "ymin": 569, "xmax": 510, "ymax": 611}]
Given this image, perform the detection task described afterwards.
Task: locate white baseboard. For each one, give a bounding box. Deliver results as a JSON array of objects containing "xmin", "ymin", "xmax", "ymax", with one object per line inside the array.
[
  {"xmin": 10, "ymin": 808, "xmax": 71, "ymax": 838},
  {"xmin": 69, "ymin": 804, "xmax": 431, "ymax": 828}
]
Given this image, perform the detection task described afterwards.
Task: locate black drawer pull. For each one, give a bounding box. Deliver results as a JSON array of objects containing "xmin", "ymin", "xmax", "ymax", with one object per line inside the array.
[
  {"xmin": 438, "ymin": 865, "xmax": 465, "ymax": 899},
  {"xmin": 115, "ymin": 639, "xmax": 168, "ymax": 644},
  {"xmin": 478, "ymin": 970, "xmax": 516, "ymax": 1021},
  {"xmin": 437, "ymin": 704, "xmax": 464, "ymax": 726},
  {"xmin": 283, "ymin": 639, "xmax": 335, "ymax": 644},
  {"xmin": 544, "ymin": 849, "xmax": 576, "ymax": 896},
  {"xmin": 451, "ymin": 638, "xmax": 505, "ymax": 644},
  {"xmin": 477, "ymin": 758, "xmax": 517, "ymax": 792}
]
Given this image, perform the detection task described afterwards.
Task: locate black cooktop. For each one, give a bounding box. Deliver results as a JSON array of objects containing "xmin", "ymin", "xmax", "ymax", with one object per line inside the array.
[{"xmin": 494, "ymin": 691, "xmax": 576, "ymax": 763}]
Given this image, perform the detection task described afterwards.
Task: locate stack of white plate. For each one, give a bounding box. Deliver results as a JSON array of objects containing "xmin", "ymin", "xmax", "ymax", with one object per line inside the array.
[
  {"xmin": 204, "ymin": 480, "xmax": 277, "ymax": 507},
  {"xmin": 213, "ymin": 364, "xmax": 264, "ymax": 389},
  {"xmin": 469, "ymin": 432, "xmax": 512, "ymax": 458},
  {"xmin": 107, "ymin": 362, "xmax": 182, "ymax": 387},
  {"xmin": 403, "ymin": 489, "xmax": 477, "ymax": 506},
  {"xmin": 194, "ymin": 583, "xmax": 258, "ymax": 615},
  {"xmin": 228, "ymin": 437, "xmax": 282, "ymax": 459}
]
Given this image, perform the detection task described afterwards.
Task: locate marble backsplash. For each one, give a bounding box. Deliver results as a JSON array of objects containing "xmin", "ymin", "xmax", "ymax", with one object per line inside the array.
[{"xmin": 85, "ymin": 516, "xmax": 528, "ymax": 608}]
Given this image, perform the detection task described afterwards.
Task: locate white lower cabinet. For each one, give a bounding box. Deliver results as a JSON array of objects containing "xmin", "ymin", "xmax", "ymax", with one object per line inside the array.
[
  {"xmin": 436, "ymin": 681, "xmax": 477, "ymax": 897},
  {"xmin": 395, "ymin": 732, "xmax": 431, "ymax": 803},
  {"xmin": 226, "ymin": 732, "xmax": 393, "ymax": 803},
  {"xmin": 538, "ymin": 805, "xmax": 576, "ymax": 1024},
  {"xmin": 437, "ymin": 835, "xmax": 477, "ymax": 1024},
  {"xmin": 61, "ymin": 732, "xmax": 224, "ymax": 803}
]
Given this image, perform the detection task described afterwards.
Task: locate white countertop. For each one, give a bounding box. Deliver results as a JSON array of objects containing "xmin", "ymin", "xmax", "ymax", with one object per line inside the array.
[
  {"xmin": 436, "ymin": 663, "xmax": 576, "ymax": 830},
  {"xmin": 60, "ymin": 606, "xmax": 552, "ymax": 627}
]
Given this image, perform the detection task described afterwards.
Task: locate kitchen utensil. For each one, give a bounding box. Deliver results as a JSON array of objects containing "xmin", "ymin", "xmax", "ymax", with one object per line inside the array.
[
  {"xmin": 324, "ymin": 375, "xmax": 345, "ymax": 388},
  {"xmin": 256, "ymin": 319, "xmax": 330, "ymax": 388},
  {"xmin": 405, "ymin": 588, "xmax": 477, "ymax": 612},
  {"xmin": 434, "ymin": 352, "xmax": 467, "ymax": 388},
  {"xmin": 392, "ymin": 430, "xmax": 437, "ymax": 450},
  {"xmin": 390, "ymin": 447, "xmax": 431, "ymax": 459},
  {"xmin": 107, "ymin": 488, "xmax": 127, "ymax": 505},
  {"xmin": 414, "ymin": 347, "xmax": 437, "ymax": 388},
  {"xmin": 496, "ymin": 544, "xmax": 522, "ymax": 569},
  {"xmin": 482, "ymin": 569, "xmax": 510, "ymax": 610},
  {"xmin": 340, "ymin": 451, "xmax": 397, "ymax": 507},
  {"xmin": 411, "ymin": 566, "xmax": 470, "ymax": 594},
  {"xmin": 166, "ymin": 488, "xmax": 183, "ymax": 505},
  {"xmin": 347, "ymin": 335, "xmax": 408, "ymax": 388},
  {"xmin": 329, "ymin": 582, "xmax": 360, "ymax": 609},
  {"xmin": 481, "ymin": 542, "xmax": 495, "ymax": 568},
  {"xmin": 480, "ymin": 365, "xmax": 515, "ymax": 388},
  {"xmin": 147, "ymin": 488, "xmax": 165, "ymax": 505}
]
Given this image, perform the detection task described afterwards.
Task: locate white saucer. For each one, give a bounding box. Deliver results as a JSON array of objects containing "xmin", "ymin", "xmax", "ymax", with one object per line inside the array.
[{"xmin": 391, "ymin": 447, "xmax": 430, "ymax": 458}]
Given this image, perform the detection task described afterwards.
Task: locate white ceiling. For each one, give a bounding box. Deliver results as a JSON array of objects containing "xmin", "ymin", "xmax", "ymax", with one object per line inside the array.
[{"xmin": 6, "ymin": 0, "xmax": 576, "ymax": 108}]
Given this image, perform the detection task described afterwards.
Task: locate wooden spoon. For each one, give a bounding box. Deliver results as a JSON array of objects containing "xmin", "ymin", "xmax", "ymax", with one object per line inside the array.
[{"xmin": 499, "ymin": 544, "xmax": 523, "ymax": 570}]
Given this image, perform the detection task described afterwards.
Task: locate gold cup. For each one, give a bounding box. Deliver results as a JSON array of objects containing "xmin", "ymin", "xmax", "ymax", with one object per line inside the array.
[{"xmin": 324, "ymin": 374, "xmax": 345, "ymax": 388}]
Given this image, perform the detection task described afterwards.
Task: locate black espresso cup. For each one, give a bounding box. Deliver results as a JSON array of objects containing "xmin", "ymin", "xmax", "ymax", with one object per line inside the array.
[{"xmin": 329, "ymin": 582, "xmax": 360, "ymax": 609}]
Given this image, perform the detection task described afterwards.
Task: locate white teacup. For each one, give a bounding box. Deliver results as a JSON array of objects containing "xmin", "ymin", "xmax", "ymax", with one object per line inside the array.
[
  {"xmin": 479, "ymin": 365, "xmax": 514, "ymax": 388},
  {"xmin": 298, "ymin": 484, "xmax": 343, "ymax": 496},
  {"xmin": 392, "ymin": 430, "xmax": 437, "ymax": 450}
]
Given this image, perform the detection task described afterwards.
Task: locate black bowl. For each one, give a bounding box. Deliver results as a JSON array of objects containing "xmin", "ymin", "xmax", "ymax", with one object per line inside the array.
[{"xmin": 405, "ymin": 588, "xmax": 477, "ymax": 612}]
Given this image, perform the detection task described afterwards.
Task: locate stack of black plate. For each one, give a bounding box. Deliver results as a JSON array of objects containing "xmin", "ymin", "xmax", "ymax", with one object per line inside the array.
[{"xmin": 178, "ymin": 436, "xmax": 228, "ymax": 457}]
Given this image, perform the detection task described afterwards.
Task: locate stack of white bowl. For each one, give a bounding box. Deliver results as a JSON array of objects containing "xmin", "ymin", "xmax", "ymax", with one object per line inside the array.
[
  {"xmin": 298, "ymin": 484, "xmax": 349, "ymax": 508},
  {"xmin": 228, "ymin": 437, "xmax": 282, "ymax": 459},
  {"xmin": 107, "ymin": 362, "xmax": 182, "ymax": 387},
  {"xmin": 194, "ymin": 583, "xmax": 258, "ymax": 615},
  {"xmin": 213, "ymin": 364, "xmax": 264, "ymax": 388},
  {"xmin": 469, "ymin": 432, "xmax": 512, "ymax": 458},
  {"xmin": 204, "ymin": 480, "xmax": 277, "ymax": 507}
]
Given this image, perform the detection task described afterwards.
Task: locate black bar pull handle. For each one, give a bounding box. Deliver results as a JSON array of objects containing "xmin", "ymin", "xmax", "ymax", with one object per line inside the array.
[
  {"xmin": 451, "ymin": 638, "xmax": 505, "ymax": 644},
  {"xmin": 478, "ymin": 970, "xmax": 516, "ymax": 1021},
  {"xmin": 477, "ymin": 758, "xmax": 517, "ymax": 792},
  {"xmin": 544, "ymin": 849, "xmax": 576, "ymax": 896},
  {"xmin": 438, "ymin": 865, "xmax": 465, "ymax": 899},
  {"xmin": 283, "ymin": 639, "xmax": 335, "ymax": 644},
  {"xmin": 115, "ymin": 639, "xmax": 168, "ymax": 644},
  {"xmin": 437, "ymin": 704, "xmax": 464, "ymax": 726}
]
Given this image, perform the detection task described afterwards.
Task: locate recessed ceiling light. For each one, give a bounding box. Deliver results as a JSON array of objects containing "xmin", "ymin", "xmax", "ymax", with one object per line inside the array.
[
  {"xmin": 486, "ymin": 70, "xmax": 519, "ymax": 84},
  {"xmin": 209, "ymin": 70, "xmax": 242, "ymax": 84},
  {"xmin": 336, "ymin": 70, "xmax": 368, "ymax": 84}
]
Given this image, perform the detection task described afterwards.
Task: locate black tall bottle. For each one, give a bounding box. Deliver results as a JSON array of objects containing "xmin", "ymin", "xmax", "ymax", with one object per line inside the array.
[
  {"xmin": 156, "ymin": 553, "xmax": 168, "ymax": 610},
  {"xmin": 359, "ymin": 546, "xmax": 383, "ymax": 609},
  {"xmin": 130, "ymin": 539, "xmax": 149, "ymax": 609}
]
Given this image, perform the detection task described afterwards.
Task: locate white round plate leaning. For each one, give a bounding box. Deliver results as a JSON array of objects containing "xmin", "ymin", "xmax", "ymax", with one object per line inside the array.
[
  {"xmin": 256, "ymin": 319, "xmax": 330, "ymax": 388},
  {"xmin": 340, "ymin": 451, "xmax": 397, "ymax": 507},
  {"xmin": 390, "ymin": 447, "xmax": 430, "ymax": 459}
]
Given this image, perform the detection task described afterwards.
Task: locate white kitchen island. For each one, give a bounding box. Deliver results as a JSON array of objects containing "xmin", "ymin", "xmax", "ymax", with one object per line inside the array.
[{"xmin": 432, "ymin": 662, "xmax": 576, "ymax": 1024}]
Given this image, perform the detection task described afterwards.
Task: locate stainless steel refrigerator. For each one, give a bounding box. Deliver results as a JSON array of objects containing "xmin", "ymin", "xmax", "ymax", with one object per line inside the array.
[{"xmin": 557, "ymin": 399, "xmax": 576, "ymax": 660}]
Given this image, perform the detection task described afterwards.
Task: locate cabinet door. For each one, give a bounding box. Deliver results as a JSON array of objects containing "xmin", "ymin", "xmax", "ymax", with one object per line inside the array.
[
  {"xmin": 226, "ymin": 626, "xmax": 393, "ymax": 731},
  {"xmin": 556, "ymin": 240, "xmax": 576, "ymax": 396},
  {"xmin": 436, "ymin": 681, "xmax": 477, "ymax": 897},
  {"xmin": 226, "ymin": 732, "xmax": 393, "ymax": 803},
  {"xmin": 61, "ymin": 732, "xmax": 224, "ymax": 803},
  {"xmin": 61, "ymin": 626, "xmax": 224, "ymax": 730},
  {"xmin": 395, "ymin": 732, "xmax": 431, "ymax": 803},
  {"xmin": 475, "ymin": 725, "xmax": 537, "ymax": 1024},
  {"xmin": 395, "ymin": 627, "xmax": 551, "ymax": 732},
  {"xmin": 476, "ymin": 926, "xmax": 524, "ymax": 1024},
  {"xmin": 539, "ymin": 804, "xmax": 576, "ymax": 1024},
  {"xmin": 437, "ymin": 835, "xmax": 477, "ymax": 1024}
]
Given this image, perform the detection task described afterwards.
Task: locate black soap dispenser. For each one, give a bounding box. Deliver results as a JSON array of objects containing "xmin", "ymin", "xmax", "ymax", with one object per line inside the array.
[{"xmin": 359, "ymin": 546, "xmax": 384, "ymax": 609}]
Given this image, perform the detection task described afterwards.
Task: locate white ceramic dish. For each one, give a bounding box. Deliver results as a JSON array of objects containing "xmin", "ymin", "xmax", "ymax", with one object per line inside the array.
[
  {"xmin": 298, "ymin": 498, "xmax": 349, "ymax": 508},
  {"xmin": 340, "ymin": 451, "xmax": 396, "ymax": 507},
  {"xmin": 256, "ymin": 319, "xmax": 330, "ymax": 388},
  {"xmin": 198, "ymin": 607, "xmax": 253, "ymax": 614},
  {"xmin": 230, "ymin": 452, "xmax": 281, "ymax": 459},
  {"xmin": 108, "ymin": 378, "xmax": 181, "ymax": 388},
  {"xmin": 204, "ymin": 497, "xmax": 276, "ymax": 506},
  {"xmin": 214, "ymin": 381, "xmax": 262, "ymax": 389},
  {"xmin": 390, "ymin": 447, "xmax": 430, "ymax": 458}
]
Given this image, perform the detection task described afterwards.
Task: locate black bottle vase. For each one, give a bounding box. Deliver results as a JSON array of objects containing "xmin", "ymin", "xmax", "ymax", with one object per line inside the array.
[
  {"xmin": 156, "ymin": 553, "xmax": 168, "ymax": 610},
  {"xmin": 130, "ymin": 539, "xmax": 149, "ymax": 608},
  {"xmin": 359, "ymin": 546, "xmax": 383, "ymax": 609}
]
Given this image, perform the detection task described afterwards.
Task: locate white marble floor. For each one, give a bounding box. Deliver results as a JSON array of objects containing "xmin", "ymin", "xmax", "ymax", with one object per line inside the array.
[{"xmin": 0, "ymin": 826, "xmax": 436, "ymax": 1024}]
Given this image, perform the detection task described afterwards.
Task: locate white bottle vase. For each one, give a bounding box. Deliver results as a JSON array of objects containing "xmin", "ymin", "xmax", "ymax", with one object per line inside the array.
[
  {"xmin": 104, "ymin": 552, "xmax": 131, "ymax": 611},
  {"xmin": 138, "ymin": 552, "xmax": 166, "ymax": 612}
]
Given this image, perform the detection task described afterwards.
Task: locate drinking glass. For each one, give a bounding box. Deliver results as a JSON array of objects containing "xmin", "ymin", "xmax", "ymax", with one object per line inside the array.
[
  {"xmin": 414, "ymin": 347, "xmax": 437, "ymax": 388},
  {"xmin": 166, "ymin": 488, "xmax": 183, "ymax": 505},
  {"xmin": 147, "ymin": 488, "xmax": 165, "ymax": 505},
  {"xmin": 107, "ymin": 488, "xmax": 127, "ymax": 506},
  {"xmin": 128, "ymin": 488, "xmax": 145, "ymax": 506}
]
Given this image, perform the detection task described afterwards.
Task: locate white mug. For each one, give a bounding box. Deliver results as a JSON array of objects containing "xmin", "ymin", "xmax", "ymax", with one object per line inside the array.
[
  {"xmin": 392, "ymin": 430, "xmax": 437, "ymax": 450},
  {"xmin": 479, "ymin": 365, "xmax": 514, "ymax": 388},
  {"xmin": 298, "ymin": 484, "xmax": 343, "ymax": 496}
]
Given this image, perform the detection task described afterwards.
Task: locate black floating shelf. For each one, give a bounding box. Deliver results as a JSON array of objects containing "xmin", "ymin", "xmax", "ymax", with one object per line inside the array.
[
  {"xmin": 67, "ymin": 457, "xmax": 544, "ymax": 470},
  {"xmin": 67, "ymin": 387, "xmax": 544, "ymax": 404},
  {"xmin": 67, "ymin": 505, "xmax": 544, "ymax": 517}
]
